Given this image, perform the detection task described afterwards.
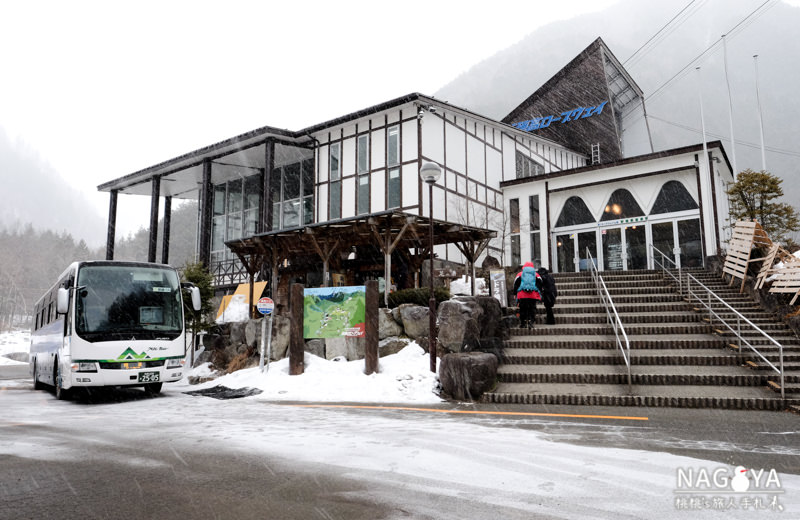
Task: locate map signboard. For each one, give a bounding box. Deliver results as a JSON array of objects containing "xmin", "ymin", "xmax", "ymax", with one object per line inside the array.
[{"xmin": 303, "ymin": 286, "xmax": 366, "ymax": 339}]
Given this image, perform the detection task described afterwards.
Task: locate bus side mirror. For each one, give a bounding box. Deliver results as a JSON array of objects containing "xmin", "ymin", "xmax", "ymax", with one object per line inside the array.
[
  {"xmin": 190, "ymin": 287, "xmax": 201, "ymax": 312},
  {"xmin": 57, "ymin": 288, "xmax": 70, "ymax": 315}
]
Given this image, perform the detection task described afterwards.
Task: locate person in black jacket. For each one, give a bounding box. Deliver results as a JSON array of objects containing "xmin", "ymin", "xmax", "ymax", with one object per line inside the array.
[{"xmin": 537, "ymin": 266, "xmax": 557, "ymax": 325}]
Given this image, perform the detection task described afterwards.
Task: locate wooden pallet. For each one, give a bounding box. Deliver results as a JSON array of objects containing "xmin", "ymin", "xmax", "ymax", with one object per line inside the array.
[{"xmin": 723, "ymin": 220, "xmax": 772, "ymax": 292}]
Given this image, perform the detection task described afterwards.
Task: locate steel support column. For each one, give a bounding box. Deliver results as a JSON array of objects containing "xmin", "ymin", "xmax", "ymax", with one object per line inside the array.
[
  {"xmin": 198, "ymin": 159, "xmax": 213, "ymax": 267},
  {"xmin": 105, "ymin": 189, "xmax": 118, "ymax": 260},
  {"xmin": 148, "ymin": 176, "xmax": 161, "ymax": 263},
  {"xmin": 161, "ymin": 195, "xmax": 172, "ymax": 265}
]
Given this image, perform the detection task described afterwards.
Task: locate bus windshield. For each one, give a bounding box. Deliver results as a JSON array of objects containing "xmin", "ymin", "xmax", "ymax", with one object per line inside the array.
[{"xmin": 75, "ymin": 265, "xmax": 183, "ymax": 342}]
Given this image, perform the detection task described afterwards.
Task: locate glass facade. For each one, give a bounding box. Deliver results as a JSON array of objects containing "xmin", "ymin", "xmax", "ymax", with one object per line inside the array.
[
  {"xmin": 529, "ymin": 195, "xmax": 541, "ymax": 267},
  {"xmin": 329, "ymin": 142, "xmax": 341, "ymax": 219},
  {"xmin": 212, "ymin": 167, "xmax": 262, "ymax": 265},
  {"xmin": 272, "ymin": 144, "xmax": 315, "ymax": 230}
]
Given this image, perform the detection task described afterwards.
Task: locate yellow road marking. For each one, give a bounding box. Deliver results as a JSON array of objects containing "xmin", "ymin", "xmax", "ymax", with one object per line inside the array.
[{"xmin": 285, "ymin": 403, "xmax": 649, "ymax": 421}]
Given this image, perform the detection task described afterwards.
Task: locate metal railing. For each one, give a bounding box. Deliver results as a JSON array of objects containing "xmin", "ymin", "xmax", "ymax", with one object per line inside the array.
[
  {"xmin": 650, "ymin": 245, "xmax": 786, "ymax": 399},
  {"xmin": 586, "ymin": 248, "xmax": 632, "ymax": 392}
]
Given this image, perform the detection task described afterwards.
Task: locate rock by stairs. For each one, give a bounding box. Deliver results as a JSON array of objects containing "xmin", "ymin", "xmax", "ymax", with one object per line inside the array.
[{"xmin": 482, "ymin": 269, "xmax": 800, "ymax": 410}]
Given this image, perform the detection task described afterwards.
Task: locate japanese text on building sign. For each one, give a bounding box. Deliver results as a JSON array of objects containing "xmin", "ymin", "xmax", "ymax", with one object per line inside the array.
[{"xmin": 512, "ymin": 101, "xmax": 608, "ymax": 132}]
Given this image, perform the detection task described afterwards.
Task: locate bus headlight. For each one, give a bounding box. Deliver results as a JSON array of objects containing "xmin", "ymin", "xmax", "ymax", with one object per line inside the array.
[
  {"xmin": 72, "ymin": 362, "xmax": 97, "ymax": 373},
  {"xmin": 166, "ymin": 358, "xmax": 185, "ymax": 369}
]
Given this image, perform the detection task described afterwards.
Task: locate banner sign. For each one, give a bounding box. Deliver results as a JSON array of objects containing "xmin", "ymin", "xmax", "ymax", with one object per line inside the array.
[
  {"xmin": 512, "ymin": 101, "xmax": 608, "ymax": 132},
  {"xmin": 303, "ymin": 286, "xmax": 366, "ymax": 338},
  {"xmin": 490, "ymin": 270, "xmax": 508, "ymax": 308}
]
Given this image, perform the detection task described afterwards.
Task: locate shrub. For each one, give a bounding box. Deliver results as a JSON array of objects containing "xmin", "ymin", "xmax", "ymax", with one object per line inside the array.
[{"xmin": 385, "ymin": 287, "xmax": 450, "ymax": 308}]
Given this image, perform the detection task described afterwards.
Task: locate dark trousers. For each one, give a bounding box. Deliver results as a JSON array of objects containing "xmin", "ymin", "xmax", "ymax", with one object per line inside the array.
[
  {"xmin": 544, "ymin": 305, "xmax": 555, "ymax": 325},
  {"xmin": 519, "ymin": 299, "xmax": 537, "ymax": 327}
]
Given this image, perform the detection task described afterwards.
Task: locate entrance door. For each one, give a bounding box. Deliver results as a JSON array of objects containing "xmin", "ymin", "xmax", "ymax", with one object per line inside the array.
[
  {"xmin": 678, "ymin": 218, "xmax": 704, "ymax": 267},
  {"xmin": 626, "ymin": 225, "xmax": 647, "ymax": 270},
  {"xmin": 577, "ymin": 231, "xmax": 598, "ymax": 271},
  {"xmin": 652, "ymin": 221, "xmax": 676, "ymax": 267},
  {"xmin": 556, "ymin": 233, "xmax": 575, "ymax": 273},
  {"xmin": 602, "ymin": 228, "xmax": 624, "ymax": 271}
]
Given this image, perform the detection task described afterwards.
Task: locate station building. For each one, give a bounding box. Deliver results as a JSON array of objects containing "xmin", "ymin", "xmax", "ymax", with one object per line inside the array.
[{"xmin": 98, "ymin": 37, "xmax": 734, "ymax": 297}]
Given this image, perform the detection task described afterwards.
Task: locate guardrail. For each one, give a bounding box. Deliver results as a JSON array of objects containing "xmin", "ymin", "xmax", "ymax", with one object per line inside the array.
[
  {"xmin": 650, "ymin": 245, "xmax": 786, "ymax": 399},
  {"xmin": 586, "ymin": 248, "xmax": 632, "ymax": 392}
]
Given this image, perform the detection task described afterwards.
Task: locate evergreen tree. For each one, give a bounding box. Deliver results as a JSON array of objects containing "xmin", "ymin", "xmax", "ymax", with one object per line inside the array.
[{"xmin": 726, "ymin": 169, "xmax": 800, "ymax": 243}]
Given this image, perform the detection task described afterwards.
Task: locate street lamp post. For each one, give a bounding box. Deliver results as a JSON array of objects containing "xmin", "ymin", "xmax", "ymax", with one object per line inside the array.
[{"xmin": 420, "ymin": 162, "xmax": 442, "ymax": 373}]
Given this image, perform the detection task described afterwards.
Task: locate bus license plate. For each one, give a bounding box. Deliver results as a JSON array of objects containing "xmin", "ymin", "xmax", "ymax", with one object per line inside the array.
[{"xmin": 138, "ymin": 371, "xmax": 160, "ymax": 383}]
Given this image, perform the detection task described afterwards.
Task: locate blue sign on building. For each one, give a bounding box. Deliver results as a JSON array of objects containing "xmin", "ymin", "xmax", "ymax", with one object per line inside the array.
[{"xmin": 512, "ymin": 101, "xmax": 608, "ymax": 132}]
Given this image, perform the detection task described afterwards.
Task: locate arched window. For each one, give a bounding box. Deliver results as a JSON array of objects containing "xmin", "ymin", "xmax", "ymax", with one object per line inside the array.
[
  {"xmin": 600, "ymin": 189, "xmax": 644, "ymax": 221},
  {"xmin": 650, "ymin": 180, "xmax": 698, "ymax": 214},
  {"xmin": 555, "ymin": 196, "xmax": 595, "ymax": 227}
]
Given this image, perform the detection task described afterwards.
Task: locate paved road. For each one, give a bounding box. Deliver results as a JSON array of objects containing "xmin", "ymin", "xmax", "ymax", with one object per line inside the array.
[{"xmin": 1, "ymin": 368, "xmax": 798, "ymax": 519}]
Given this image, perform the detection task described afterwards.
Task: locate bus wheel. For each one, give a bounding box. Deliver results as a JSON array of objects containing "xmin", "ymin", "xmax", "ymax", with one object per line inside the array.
[
  {"xmin": 32, "ymin": 360, "xmax": 43, "ymax": 390},
  {"xmin": 54, "ymin": 360, "xmax": 70, "ymax": 401},
  {"xmin": 144, "ymin": 383, "xmax": 163, "ymax": 396}
]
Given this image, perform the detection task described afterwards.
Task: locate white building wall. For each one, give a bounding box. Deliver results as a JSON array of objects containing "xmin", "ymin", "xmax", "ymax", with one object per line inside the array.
[
  {"xmin": 341, "ymin": 176, "xmax": 356, "ymax": 219},
  {"xmin": 372, "ymin": 128, "xmax": 386, "ymax": 170},
  {"xmin": 402, "ymin": 120, "xmax": 417, "ymax": 163},
  {"xmin": 371, "ymin": 169, "xmax": 386, "ymax": 212},
  {"xmin": 342, "ymin": 137, "xmax": 356, "ymax": 178}
]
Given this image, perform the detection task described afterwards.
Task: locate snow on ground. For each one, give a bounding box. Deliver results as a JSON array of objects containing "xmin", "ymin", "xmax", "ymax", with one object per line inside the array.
[
  {"xmin": 0, "ymin": 330, "xmax": 29, "ymax": 365},
  {"xmin": 178, "ymin": 342, "xmax": 444, "ymax": 404},
  {"xmin": 450, "ymin": 275, "xmax": 489, "ymax": 296},
  {"xmin": 1, "ymin": 327, "xmax": 441, "ymax": 403}
]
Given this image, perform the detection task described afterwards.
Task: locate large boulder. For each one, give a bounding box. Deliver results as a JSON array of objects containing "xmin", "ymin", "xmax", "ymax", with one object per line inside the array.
[
  {"xmin": 244, "ymin": 319, "xmax": 262, "ymax": 349},
  {"xmin": 346, "ymin": 336, "xmax": 366, "ymax": 361},
  {"xmin": 325, "ymin": 337, "xmax": 348, "ymax": 360},
  {"xmin": 229, "ymin": 321, "xmax": 247, "ymax": 346},
  {"xmin": 269, "ymin": 315, "xmax": 291, "ymax": 360},
  {"xmin": 379, "ymin": 338, "xmax": 410, "ymax": 357},
  {"xmin": 439, "ymin": 352, "xmax": 498, "ymax": 401},
  {"xmin": 398, "ymin": 304, "xmax": 431, "ymax": 342},
  {"xmin": 304, "ymin": 339, "xmax": 325, "ymax": 358},
  {"xmin": 474, "ymin": 296, "xmax": 508, "ymax": 340},
  {"xmin": 379, "ymin": 308, "xmax": 403, "ymax": 339},
  {"xmin": 436, "ymin": 297, "xmax": 483, "ymax": 354}
]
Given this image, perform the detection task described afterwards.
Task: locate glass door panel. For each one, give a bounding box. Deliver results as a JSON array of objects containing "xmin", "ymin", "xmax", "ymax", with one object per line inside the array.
[
  {"xmin": 678, "ymin": 218, "xmax": 704, "ymax": 267},
  {"xmin": 556, "ymin": 234, "xmax": 575, "ymax": 273},
  {"xmin": 577, "ymin": 231, "xmax": 597, "ymax": 271},
  {"xmin": 626, "ymin": 225, "xmax": 647, "ymax": 270},
  {"xmin": 652, "ymin": 222, "xmax": 675, "ymax": 267},
  {"xmin": 602, "ymin": 228, "xmax": 623, "ymax": 271}
]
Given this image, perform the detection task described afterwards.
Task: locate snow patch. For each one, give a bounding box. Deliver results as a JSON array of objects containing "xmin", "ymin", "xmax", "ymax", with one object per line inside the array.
[
  {"xmin": 450, "ymin": 275, "xmax": 489, "ymax": 296},
  {"xmin": 179, "ymin": 342, "xmax": 443, "ymax": 404}
]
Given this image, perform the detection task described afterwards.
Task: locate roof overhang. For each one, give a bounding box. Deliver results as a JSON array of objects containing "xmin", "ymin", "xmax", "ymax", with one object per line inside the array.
[{"xmin": 225, "ymin": 210, "xmax": 496, "ymax": 264}]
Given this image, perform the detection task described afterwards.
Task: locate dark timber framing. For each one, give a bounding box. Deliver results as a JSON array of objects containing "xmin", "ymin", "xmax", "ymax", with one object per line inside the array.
[{"xmin": 225, "ymin": 210, "xmax": 495, "ymax": 308}]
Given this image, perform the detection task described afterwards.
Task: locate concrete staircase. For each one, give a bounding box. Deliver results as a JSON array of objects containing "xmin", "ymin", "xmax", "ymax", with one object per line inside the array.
[{"xmin": 482, "ymin": 269, "xmax": 800, "ymax": 410}]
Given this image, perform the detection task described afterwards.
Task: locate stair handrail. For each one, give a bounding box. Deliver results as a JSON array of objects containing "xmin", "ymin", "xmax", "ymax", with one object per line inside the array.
[
  {"xmin": 586, "ymin": 248, "xmax": 632, "ymax": 392},
  {"xmin": 650, "ymin": 244, "xmax": 785, "ymax": 400},
  {"xmin": 683, "ymin": 272, "xmax": 786, "ymax": 400},
  {"xmin": 650, "ymin": 244, "xmax": 682, "ymax": 295}
]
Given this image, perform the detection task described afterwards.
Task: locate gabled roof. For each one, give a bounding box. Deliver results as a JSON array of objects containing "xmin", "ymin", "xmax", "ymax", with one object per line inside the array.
[{"xmin": 502, "ymin": 37, "xmax": 644, "ymax": 124}]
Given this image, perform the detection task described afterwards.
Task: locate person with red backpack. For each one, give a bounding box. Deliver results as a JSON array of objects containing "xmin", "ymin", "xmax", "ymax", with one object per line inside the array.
[{"xmin": 513, "ymin": 261, "xmax": 543, "ymax": 328}]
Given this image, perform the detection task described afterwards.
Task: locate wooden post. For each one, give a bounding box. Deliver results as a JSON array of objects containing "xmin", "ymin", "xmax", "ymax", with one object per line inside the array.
[
  {"xmin": 365, "ymin": 280, "xmax": 378, "ymax": 375},
  {"xmin": 289, "ymin": 283, "xmax": 305, "ymax": 375}
]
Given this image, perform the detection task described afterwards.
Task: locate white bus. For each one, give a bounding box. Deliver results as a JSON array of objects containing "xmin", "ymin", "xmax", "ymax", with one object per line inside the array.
[{"xmin": 30, "ymin": 261, "xmax": 201, "ymax": 399}]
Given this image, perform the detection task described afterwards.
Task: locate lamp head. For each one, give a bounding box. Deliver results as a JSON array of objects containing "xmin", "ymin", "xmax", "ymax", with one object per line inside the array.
[{"xmin": 420, "ymin": 162, "xmax": 442, "ymax": 185}]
